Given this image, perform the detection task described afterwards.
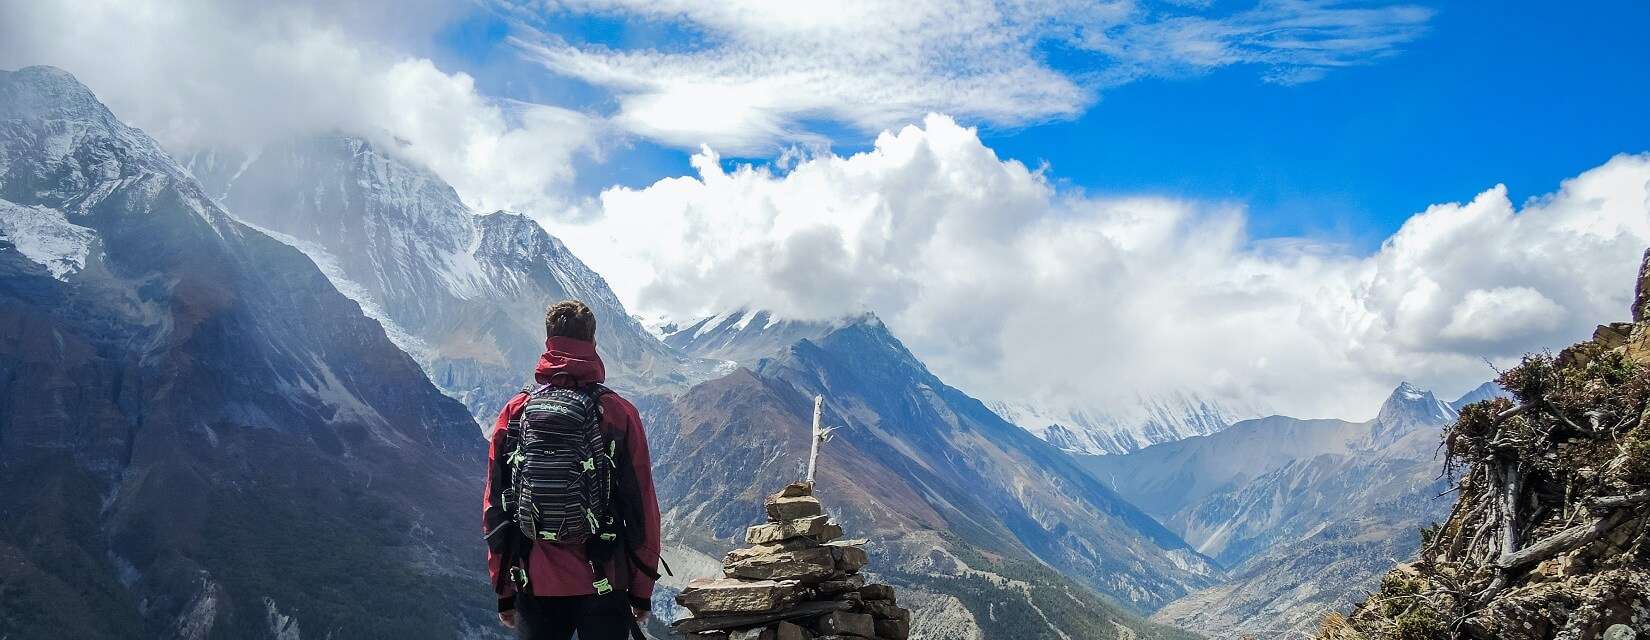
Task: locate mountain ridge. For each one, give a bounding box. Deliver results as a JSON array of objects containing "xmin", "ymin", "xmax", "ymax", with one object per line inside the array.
[{"xmin": 182, "ymin": 134, "xmax": 713, "ymax": 426}]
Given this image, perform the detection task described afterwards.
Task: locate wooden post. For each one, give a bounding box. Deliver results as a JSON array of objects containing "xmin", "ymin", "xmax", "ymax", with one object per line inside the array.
[{"xmin": 806, "ymin": 395, "xmax": 824, "ymax": 484}]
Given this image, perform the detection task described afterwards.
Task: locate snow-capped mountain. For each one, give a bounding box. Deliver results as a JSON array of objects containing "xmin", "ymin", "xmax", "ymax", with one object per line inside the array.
[
  {"xmin": 990, "ymin": 392, "xmax": 1269, "ymax": 456},
  {"xmin": 1367, "ymin": 380, "xmax": 1458, "ymax": 449},
  {"xmin": 183, "ymin": 135, "xmax": 712, "ymax": 425},
  {"xmin": 0, "ymin": 66, "xmax": 487, "ymax": 639},
  {"xmin": 660, "ymin": 308, "xmax": 868, "ymax": 366}
]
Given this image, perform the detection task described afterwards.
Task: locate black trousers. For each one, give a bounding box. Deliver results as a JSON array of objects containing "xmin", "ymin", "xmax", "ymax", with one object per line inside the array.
[{"xmin": 514, "ymin": 591, "xmax": 634, "ymax": 640}]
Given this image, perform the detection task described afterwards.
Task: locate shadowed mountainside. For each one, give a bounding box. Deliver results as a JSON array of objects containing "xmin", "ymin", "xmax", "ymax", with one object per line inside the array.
[{"xmin": 0, "ymin": 66, "xmax": 494, "ymax": 639}]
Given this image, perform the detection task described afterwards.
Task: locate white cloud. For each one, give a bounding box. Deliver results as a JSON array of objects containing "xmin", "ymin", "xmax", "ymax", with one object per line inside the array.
[
  {"xmin": 554, "ymin": 115, "xmax": 1650, "ymax": 420},
  {"xmin": 0, "ymin": 0, "xmax": 600, "ymax": 213},
  {"xmin": 508, "ymin": 0, "xmax": 1431, "ymax": 153}
]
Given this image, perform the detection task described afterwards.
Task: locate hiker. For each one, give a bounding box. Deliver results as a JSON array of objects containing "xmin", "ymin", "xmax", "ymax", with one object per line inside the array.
[{"xmin": 483, "ymin": 300, "xmax": 663, "ymax": 640}]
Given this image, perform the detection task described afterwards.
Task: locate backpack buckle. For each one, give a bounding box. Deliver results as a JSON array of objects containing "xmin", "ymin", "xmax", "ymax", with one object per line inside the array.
[{"xmin": 592, "ymin": 577, "xmax": 613, "ymax": 595}]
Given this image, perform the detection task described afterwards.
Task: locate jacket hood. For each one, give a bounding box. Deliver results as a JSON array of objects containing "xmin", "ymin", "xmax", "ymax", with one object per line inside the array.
[{"xmin": 534, "ymin": 337, "xmax": 606, "ymax": 386}]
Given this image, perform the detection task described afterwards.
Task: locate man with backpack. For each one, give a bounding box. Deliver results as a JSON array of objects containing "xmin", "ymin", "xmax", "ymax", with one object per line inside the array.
[{"xmin": 484, "ymin": 300, "xmax": 663, "ymax": 639}]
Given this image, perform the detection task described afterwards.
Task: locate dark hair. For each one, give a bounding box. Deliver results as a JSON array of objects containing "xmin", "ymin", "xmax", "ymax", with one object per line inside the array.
[{"xmin": 545, "ymin": 300, "xmax": 597, "ymax": 342}]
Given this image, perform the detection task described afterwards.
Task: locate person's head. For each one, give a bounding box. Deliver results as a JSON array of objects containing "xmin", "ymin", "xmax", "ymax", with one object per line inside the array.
[{"xmin": 545, "ymin": 300, "xmax": 597, "ymax": 343}]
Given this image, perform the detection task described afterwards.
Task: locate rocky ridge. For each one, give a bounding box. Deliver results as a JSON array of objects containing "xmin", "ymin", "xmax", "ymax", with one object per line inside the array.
[
  {"xmin": 1322, "ymin": 251, "xmax": 1650, "ymax": 639},
  {"xmin": 673, "ymin": 482, "xmax": 911, "ymax": 640}
]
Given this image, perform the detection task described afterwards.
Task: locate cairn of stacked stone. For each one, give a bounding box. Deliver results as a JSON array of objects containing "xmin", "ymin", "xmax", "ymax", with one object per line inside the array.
[{"xmin": 672, "ymin": 482, "xmax": 912, "ymax": 640}]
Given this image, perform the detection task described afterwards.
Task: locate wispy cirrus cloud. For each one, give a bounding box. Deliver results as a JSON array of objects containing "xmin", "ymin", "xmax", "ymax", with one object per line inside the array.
[{"xmin": 505, "ymin": 0, "xmax": 1433, "ymax": 153}]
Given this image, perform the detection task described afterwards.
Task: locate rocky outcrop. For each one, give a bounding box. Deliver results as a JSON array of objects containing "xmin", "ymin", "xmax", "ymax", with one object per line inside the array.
[
  {"xmin": 1323, "ymin": 251, "xmax": 1650, "ymax": 640},
  {"xmin": 673, "ymin": 483, "xmax": 911, "ymax": 640}
]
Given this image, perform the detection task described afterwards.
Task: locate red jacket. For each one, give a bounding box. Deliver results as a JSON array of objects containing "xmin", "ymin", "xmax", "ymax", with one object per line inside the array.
[{"xmin": 484, "ymin": 337, "xmax": 662, "ymax": 612}]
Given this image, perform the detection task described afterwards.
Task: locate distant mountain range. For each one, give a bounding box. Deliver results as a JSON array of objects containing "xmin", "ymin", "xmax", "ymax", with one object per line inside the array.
[
  {"xmin": 0, "ymin": 66, "xmax": 493, "ymax": 639},
  {"xmin": 1085, "ymin": 381, "xmax": 1505, "ymax": 637},
  {"xmin": 668, "ymin": 309, "xmax": 1266, "ymax": 457},
  {"xmin": 990, "ymin": 392, "xmax": 1269, "ymax": 456}
]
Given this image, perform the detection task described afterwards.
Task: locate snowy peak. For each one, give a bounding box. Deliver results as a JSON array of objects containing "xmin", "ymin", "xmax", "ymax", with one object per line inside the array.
[
  {"xmin": 1375, "ymin": 381, "xmax": 1456, "ymax": 427},
  {"xmin": 992, "ymin": 392, "xmax": 1269, "ymax": 456},
  {"xmin": 1368, "ymin": 381, "xmax": 1457, "ymax": 449},
  {"xmin": 663, "ymin": 309, "xmax": 879, "ymax": 366},
  {"xmin": 0, "ymin": 66, "xmax": 118, "ymax": 125}
]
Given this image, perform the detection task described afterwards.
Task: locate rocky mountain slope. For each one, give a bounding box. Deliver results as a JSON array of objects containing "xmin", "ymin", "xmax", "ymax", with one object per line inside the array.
[
  {"xmin": 0, "ymin": 66, "xmax": 492, "ymax": 639},
  {"xmin": 184, "ymin": 136, "xmax": 711, "ymax": 426},
  {"xmin": 1085, "ymin": 381, "xmax": 1497, "ymax": 637},
  {"xmin": 646, "ymin": 312, "xmax": 1216, "ymax": 638},
  {"xmin": 1324, "ymin": 255, "xmax": 1650, "ymax": 640},
  {"xmin": 669, "ymin": 309, "xmax": 1265, "ymax": 457}
]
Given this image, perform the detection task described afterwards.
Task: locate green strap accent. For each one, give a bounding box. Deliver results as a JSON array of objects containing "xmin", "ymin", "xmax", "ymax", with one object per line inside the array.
[
  {"xmin": 511, "ymin": 566, "xmax": 529, "ymax": 588},
  {"xmin": 507, "ymin": 445, "xmax": 525, "ymax": 469},
  {"xmin": 540, "ymin": 531, "xmax": 558, "ymax": 541},
  {"xmin": 592, "ymin": 577, "xmax": 612, "ymax": 595},
  {"xmin": 609, "ymin": 441, "xmax": 617, "ymax": 457},
  {"xmin": 600, "ymin": 532, "xmax": 617, "ymax": 541},
  {"xmin": 581, "ymin": 457, "xmax": 596, "ymax": 472},
  {"xmin": 586, "ymin": 508, "xmax": 600, "ymax": 532}
]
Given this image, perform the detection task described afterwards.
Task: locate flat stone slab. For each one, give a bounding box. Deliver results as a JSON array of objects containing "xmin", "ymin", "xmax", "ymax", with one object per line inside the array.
[
  {"xmin": 816, "ymin": 574, "xmax": 867, "ymax": 596},
  {"xmin": 672, "ymin": 600, "xmax": 847, "ymax": 634},
  {"xmin": 814, "ymin": 610, "xmax": 876, "ymax": 638},
  {"xmin": 863, "ymin": 600, "xmax": 910, "ymax": 621},
  {"xmin": 726, "ymin": 545, "xmax": 839, "ymax": 583},
  {"xmin": 778, "ymin": 482, "xmax": 813, "ymax": 497},
  {"xmin": 772, "ymin": 621, "xmax": 808, "ymax": 640},
  {"xmin": 828, "ymin": 543, "xmax": 869, "ymax": 574},
  {"xmin": 725, "ymin": 538, "xmax": 821, "ymax": 565},
  {"xmin": 765, "ymin": 494, "xmax": 824, "ymax": 521},
  {"xmin": 746, "ymin": 515, "xmax": 841, "ymax": 544},
  {"xmin": 676, "ymin": 578, "xmax": 804, "ymax": 616},
  {"xmin": 858, "ymin": 584, "xmax": 895, "ymax": 602}
]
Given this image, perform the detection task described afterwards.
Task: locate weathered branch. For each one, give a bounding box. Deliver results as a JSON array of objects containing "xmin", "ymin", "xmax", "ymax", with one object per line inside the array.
[
  {"xmin": 1498, "ymin": 462, "xmax": 1522, "ymax": 559},
  {"xmin": 1444, "ymin": 499, "xmax": 1487, "ymax": 563},
  {"xmin": 1591, "ymin": 491, "xmax": 1650, "ymax": 510},
  {"xmin": 1474, "ymin": 461, "xmax": 1523, "ymax": 608},
  {"xmin": 1496, "ymin": 509, "xmax": 1631, "ymax": 571},
  {"xmin": 1495, "ymin": 404, "xmax": 1527, "ymax": 422}
]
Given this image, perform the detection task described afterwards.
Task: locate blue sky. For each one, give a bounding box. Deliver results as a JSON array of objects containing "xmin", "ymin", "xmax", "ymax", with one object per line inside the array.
[{"xmin": 434, "ymin": 1, "xmax": 1650, "ymax": 251}]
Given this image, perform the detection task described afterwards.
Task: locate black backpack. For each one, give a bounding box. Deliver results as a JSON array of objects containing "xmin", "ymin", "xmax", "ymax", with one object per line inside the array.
[{"xmin": 504, "ymin": 383, "xmax": 618, "ymax": 546}]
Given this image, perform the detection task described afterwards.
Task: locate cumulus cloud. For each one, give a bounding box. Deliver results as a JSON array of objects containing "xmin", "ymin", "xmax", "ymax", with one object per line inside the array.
[
  {"xmin": 554, "ymin": 115, "xmax": 1650, "ymax": 419},
  {"xmin": 0, "ymin": 0, "xmax": 600, "ymax": 213},
  {"xmin": 507, "ymin": 0, "xmax": 1430, "ymax": 153}
]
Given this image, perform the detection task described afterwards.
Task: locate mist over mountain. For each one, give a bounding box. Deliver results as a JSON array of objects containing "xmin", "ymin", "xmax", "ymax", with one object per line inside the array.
[
  {"xmin": 0, "ymin": 66, "xmax": 492, "ymax": 639},
  {"xmin": 182, "ymin": 136, "xmax": 714, "ymax": 426}
]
